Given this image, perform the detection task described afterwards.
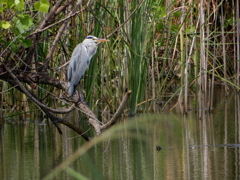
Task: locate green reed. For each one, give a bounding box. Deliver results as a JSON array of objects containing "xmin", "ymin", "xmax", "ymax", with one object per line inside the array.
[{"xmin": 1, "ymin": 0, "xmax": 239, "ymax": 117}]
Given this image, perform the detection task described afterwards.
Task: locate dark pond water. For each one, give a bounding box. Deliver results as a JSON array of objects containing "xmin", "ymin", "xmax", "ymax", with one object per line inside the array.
[{"xmin": 1, "ymin": 87, "xmax": 240, "ymax": 179}]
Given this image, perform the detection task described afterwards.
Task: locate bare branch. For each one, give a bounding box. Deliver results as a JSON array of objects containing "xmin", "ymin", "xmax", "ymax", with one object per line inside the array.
[
  {"xmin": 24, "ymin": 0, "xmax": 65, "ymax": 65},
  {"xmin": 3, "ymin": 64, "xmax": 74, "ymax": 114},
  {"xmin": 41, "ymin": 105, "xmax": 90, "ymax": 141},
  {"xmin": 3, "ymin": 69, "xmax": 90, "ymax": 140},
  {"xmin": 38, "ymin": 0, "xmax": 65, "ymax": 30},
  {"xmin": 100, "ymin": 90, "xmax": 131, "ymax": 131},
  {"xmin": 76, "ymin": 102, "xmax": 102, "ymax": 135},
  {"xmin": 27, "ymin": 4, "xmax": 90, "ymax": 39},
  {"xmin": 56, "ymin": 117, "xmax": 91, "ymax": 141},
  {"xmin": 0, "ymin": 71, "xmax": 67, "ymax": 90},
  {"xmin": 43, "ymin": 0, "xmax": 91, "ymax": 69}
]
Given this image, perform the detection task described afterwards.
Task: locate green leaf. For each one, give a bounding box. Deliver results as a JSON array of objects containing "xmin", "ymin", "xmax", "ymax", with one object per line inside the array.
[
  {"xmin": 156, "ymin": 22, "xmax": 164, "ymax": 30},
  {"xmin": 34, "ymin": 0, "xmax": 50, "ymax": 13},
  {"xmin": 14, "ymin": 0, "xmax": 20, "ymax": 5},
  {"xmin": 186, "ymin": 26, "xmax": 196, "ymax": 34},
  {"xmin": 1, "ymin": 20, "xmax": 11, "ymax": 29},
  {"xmin": 16, "ymin": 19, "xmax": 24, "ymax": 33},
  {"xmin": 15, "ymin": 0, "xmax": 24, "ymax": 10},
  {"xmin": 39, "ymin": 0, "xmax": 50, "ymax": 12},
  {"xmin": 22, "ymin": 39, "xmax": 32, "ymax": 48},
  {"xmin": 18, "ymin": 15, "xmax": 33, "ymax": 30},
  {"xmin": 6, "ymin": 0, "xmax": 14, "ymax": 8},
  {"xmin": 34, "ymin": 1, "xmax": 40, "ymax": 10},
  {"xmin": 173, "ymin": 11, "xmax": 181, "ymax": 18}
]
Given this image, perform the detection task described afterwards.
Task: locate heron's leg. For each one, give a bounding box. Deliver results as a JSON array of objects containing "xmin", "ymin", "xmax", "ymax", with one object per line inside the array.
[{"xmin": 78, "ymin": 89, "xmax": 88, "ymax": 105}]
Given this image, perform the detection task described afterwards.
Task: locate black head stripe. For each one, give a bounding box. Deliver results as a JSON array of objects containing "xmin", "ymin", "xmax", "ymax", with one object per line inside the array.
[{"xmin": 86, "ymin": 36, "xmax": 94, "ymax": 39}]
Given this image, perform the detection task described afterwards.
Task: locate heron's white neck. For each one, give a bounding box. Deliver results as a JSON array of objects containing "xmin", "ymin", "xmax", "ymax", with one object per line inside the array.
[{"xmin": 82, "ymin": 39, "xmax": 97, "ymax": 44}]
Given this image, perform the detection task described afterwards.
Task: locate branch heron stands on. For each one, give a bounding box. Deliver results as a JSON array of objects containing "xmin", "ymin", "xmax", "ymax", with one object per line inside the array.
[{"xmin": 68, "ymin": 35, "xmax": 109, "ymax": 97}]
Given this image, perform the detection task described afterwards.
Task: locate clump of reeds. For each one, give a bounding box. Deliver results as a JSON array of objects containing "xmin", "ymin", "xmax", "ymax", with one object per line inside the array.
[{"xmin": 1, "ymin": 0, "xmax": 239, "ymax": 118}]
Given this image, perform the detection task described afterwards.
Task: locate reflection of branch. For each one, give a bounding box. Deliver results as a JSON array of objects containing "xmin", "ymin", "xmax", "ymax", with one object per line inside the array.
[
  {"xmin": 48, "ymin": 112, "xmax": 90, "ymax": 141},
  {"xmin": 34, "ymin": 98, "xmax": 90, "ymax": 140}
]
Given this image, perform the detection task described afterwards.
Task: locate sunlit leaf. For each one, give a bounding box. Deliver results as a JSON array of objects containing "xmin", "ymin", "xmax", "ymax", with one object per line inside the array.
[
  {"xmin": 34, "ymin": 1, "xmax": 40, "ymax": 10},
  {"xmin": 15, "ymin": 0, "xmax": 24, "ymax": 10},
  {"xmin": 39, "ymin": 0, "xmax": 50, "ymax": 12},
  {"xmin": 1, "ymin": 20, "xmax": 11, "ymax": 29},
  {"xmin": 34, "ymin": 0, "xmax": 50, "ymax": 13},
  {"xmin": 14, "ymin": 0, "xmax": 19, "ymax": 5}
]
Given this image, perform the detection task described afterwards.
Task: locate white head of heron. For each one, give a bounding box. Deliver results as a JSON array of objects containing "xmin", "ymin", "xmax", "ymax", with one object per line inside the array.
[{"xmin": 83, "ymin": 35, "xmax": 109, "ymax": 43}]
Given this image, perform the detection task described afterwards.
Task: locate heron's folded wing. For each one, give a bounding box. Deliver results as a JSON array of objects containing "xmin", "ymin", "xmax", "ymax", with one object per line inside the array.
[{"xmin": 69, "ymin": 43, "xmax": 92, "ymax": 87}]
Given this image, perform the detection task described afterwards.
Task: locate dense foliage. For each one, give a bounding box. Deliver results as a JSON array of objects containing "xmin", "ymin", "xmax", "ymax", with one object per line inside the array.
[{"xmin": 0, "ymin": 0, "xmax": 239, "ymax": 120}]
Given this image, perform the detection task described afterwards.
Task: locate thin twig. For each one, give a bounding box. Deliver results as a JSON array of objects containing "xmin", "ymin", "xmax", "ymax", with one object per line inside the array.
[
  {"xmin": 101, "ymin": 90, "xmax": 132, "ymax": 131},
  {"xmin": 44, "ymin": 0, "xmax": 90, "ymax": 69},
  {"xmin": 27, "ymin": 4, "xmax": 90, "ymax": 38},
  {"xmin": 105, "ymin": 0, "xmax": 144, "ymax": 39},
  {"xmin": 3, "ymin": 64, "xmax": 75, "ymax": 114}
]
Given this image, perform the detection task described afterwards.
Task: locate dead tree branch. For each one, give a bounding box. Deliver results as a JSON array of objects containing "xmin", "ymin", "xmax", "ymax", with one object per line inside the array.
[
  {"xmin": 43, "ymin": 0, "xmax": 90, "ymax": 69},
  {"xmin": 0, "ymin": 0, "xmax": 136, "ymax": 140},
  {"xmin": 101, "ymin": 90, "xmax": 132, "ymax": 131},
  {"xmin": 3, "ymin": 64, "xmax": 74, "ymax": 114}
]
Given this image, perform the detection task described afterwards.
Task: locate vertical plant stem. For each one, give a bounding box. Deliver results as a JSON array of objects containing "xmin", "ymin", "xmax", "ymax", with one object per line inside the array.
[
  {"xmin": 0, "ymin": 82, "xmax": 3, "ymax": 125},
  {"xmin": 199, "ymin": 0, "xmax": 206, "ymax": 118},
  {"xmin": 179, "ymin": 0, "xmax": 187, "ymax": 114},
  {"xmin": 151, "ymin": 46, "xmax": 156, "ymax": 112},
  {"xmin": 210, "ymin": 18, "xmax": 217, "ymax": 110},
  {"xmin": 206, "ymin": 0, "xmax": 210, "ymax": 110},
  {"xmin": 220, "ymin": 4, "xmax": 227, "ymax": 93},
  {"xmin": 237, "ymin": 0, "xmax": 240, "ymax": 89}
]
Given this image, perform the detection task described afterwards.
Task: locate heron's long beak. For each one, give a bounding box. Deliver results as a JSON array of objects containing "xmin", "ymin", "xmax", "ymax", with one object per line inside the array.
[{"xmin": 96, "ymin": 39, "xmax": 109, "ymax": 42}]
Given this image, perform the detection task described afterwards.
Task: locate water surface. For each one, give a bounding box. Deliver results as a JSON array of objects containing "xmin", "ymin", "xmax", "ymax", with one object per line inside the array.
[{"xmin": 1, "ymin": 91, "xmax": 240, "ymax": 179}]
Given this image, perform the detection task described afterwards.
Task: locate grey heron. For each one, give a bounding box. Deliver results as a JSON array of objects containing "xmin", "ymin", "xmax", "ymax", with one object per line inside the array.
[{"xmin": 67, "ymin": 35, "xmax": 109, "ymax": 97}]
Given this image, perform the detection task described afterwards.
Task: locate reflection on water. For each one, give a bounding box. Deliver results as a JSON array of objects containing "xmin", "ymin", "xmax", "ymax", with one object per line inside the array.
[{"xmin": 1, "ymin": 92, "xmax": 240, "ymax": 179}]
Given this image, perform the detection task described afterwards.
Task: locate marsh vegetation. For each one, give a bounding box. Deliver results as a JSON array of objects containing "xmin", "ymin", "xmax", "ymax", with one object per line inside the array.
[{"xmin": 0, "ymin": 0, "xmax": 240, "ymax": 178}]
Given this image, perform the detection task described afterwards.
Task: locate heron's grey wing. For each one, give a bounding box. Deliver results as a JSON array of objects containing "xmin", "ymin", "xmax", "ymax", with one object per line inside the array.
[
  {"xmin": 68, "ymin": 43, "xmax": 96, "ymax": 96},
  {"xmin": 68, "ymin": 44, "xmax": 83, "ymax": 80}
]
